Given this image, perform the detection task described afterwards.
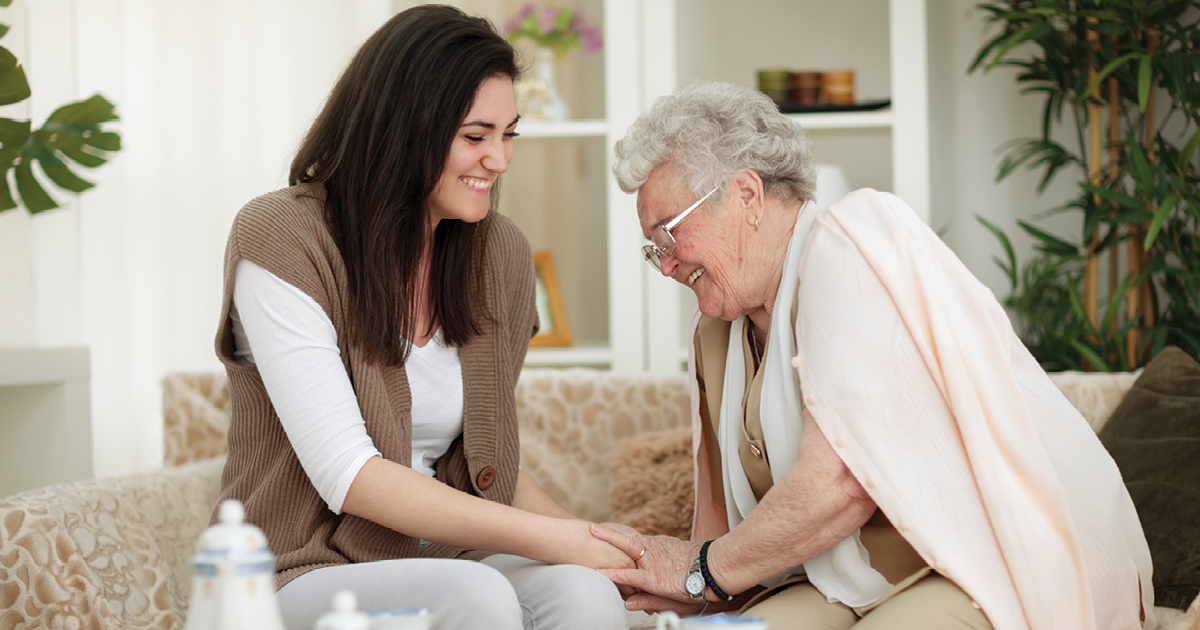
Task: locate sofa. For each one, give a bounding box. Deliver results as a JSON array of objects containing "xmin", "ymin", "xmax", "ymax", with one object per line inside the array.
[{"xmin": 1, "ymin": 368, "xmax": 1197, "ymax": 630}]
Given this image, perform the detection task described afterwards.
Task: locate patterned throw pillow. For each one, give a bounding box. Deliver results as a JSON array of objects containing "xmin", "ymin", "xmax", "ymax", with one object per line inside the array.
[
  {"xmin": 608, "ymin": 427, "xmax": 695, "ymax": 539},
  {"xmin": 1099, "ymin": 346, "xmax": 1200, "ymax": 609}
]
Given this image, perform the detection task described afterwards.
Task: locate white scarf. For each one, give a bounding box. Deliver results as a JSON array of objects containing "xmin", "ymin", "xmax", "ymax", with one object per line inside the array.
[{"xmin": 717, "ymin": 202, "xmax": 891, "ymax": 607}]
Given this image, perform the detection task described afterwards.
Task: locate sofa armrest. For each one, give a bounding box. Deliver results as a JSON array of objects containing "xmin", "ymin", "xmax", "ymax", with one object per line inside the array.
[
  {"xmin": 0, "ymin": 456, "xmax": 224, "ymax": 630},
  {"xmin": 163, "ymin": 372, "xmax": 231, "ymax": 466}
]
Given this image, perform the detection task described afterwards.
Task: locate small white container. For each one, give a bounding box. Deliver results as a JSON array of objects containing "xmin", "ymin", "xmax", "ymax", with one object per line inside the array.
[
  {"xmin": 656, "ymin": 612, "xmax": 768, "ymax": 630},
  {"xmin": 182, "ymin": 500, "xmax": 287, "ymax": 630},
  {"xmin": 365, "ymin": 606, "xmax": 432, "ymax": 630},
  {"xmin": 315, "ymin": 591, "xmax": 371, "ymax": 630}
]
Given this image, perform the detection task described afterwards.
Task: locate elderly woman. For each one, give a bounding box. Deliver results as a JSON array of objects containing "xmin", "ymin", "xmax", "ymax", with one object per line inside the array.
[{"xmin": 590, "ymin": 82, "xmax": 1154, "ymax": 630}]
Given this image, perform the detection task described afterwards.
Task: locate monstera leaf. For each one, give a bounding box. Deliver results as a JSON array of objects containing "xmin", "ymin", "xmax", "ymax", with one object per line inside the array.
[{"xmin": 0, "ymin": 0, "xmax": 121, "ymax": 214}]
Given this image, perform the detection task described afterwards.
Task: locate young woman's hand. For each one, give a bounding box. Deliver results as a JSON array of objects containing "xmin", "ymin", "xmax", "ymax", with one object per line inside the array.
[{"xmin": 551, "ymin": 519, "xmax": 637, "ymax": 570}]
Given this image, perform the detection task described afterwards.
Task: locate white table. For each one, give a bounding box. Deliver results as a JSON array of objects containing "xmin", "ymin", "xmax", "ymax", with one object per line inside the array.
[{"xmin": 0, "ymin": 347, "xmax": 92, "ymax": 498}]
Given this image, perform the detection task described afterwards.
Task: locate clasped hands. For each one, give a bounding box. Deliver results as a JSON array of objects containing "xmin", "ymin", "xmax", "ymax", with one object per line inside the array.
[{"xmin": 588, "ymin": 522, "xmax": 715, "ymax": 615}]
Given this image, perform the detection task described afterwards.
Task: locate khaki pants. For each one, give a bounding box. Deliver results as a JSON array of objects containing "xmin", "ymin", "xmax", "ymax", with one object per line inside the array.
[{"xmin": 743, "ymin": 575, "xmax": 992, "ymax": 630}]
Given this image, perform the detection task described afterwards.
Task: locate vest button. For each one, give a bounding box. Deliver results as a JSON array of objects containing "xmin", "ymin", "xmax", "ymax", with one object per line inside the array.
[{"xmin": 477, "ymin": 466, "xmax": 497, "ymax": 490}]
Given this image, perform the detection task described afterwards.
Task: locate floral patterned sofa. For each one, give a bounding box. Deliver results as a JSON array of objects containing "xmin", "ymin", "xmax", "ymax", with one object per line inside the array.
[{"xmin": 1, "ymin": 369, "xmax": 1196, "ymax": 630}]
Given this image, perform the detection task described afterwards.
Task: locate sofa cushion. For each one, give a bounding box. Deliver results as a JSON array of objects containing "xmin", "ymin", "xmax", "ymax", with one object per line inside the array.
[
  {"xmin": 1045, "ymin": 370, "xmax": 1141, "ymax": 432},
  {"xmin": 1099, "ymin": 346, "xmax": 1200, "ymax": 610},
  {"xmin": 515, "ymin": 369, "xmax": 691, "ymax": 523}
]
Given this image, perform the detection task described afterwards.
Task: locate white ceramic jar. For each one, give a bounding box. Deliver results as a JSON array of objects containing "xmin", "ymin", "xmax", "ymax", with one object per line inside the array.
[{"xmin": 182, "ymin": 500, "xmax": 287, "ymax": 630}]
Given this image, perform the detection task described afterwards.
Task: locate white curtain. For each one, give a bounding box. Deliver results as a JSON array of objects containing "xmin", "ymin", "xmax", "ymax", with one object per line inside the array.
[{"xmin": 4, "ymin": 0, "xmax": 391, "ymax": 476}]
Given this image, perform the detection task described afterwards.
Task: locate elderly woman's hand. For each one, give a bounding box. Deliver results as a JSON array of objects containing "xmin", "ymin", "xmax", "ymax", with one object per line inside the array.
[
  {"xmin": 590, "ymin": 523, "xmax": 705, "ymax": 608},
  {"xmin": 554, "ymin": 519, "xmax": 637, "ymax": 571}
]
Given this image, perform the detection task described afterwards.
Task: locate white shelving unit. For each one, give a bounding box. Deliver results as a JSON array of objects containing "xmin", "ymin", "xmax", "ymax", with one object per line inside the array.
[
  {"xmin": 518, "ymin": 0, "xmax": 931, "ymax": 374},
  {"xmin": 516, "ymin": 119, "xmax": 608, "ymax": 138},
  {"xmin": 786, "ymin": 110, "xmax": 894, "ymax": 129},
  {"xmin": 526, "ymin": 344, "xmax": 613, "ymax": 367},
  {"xmin": 0, "ymin": 347, "xmax": 92, "ymax": 498}
]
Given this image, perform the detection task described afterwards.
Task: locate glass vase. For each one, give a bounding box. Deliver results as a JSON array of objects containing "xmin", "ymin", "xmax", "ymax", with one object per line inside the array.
[{"xmin": 516, "ymin": 47, "xmax": 569, "ymax": 122}]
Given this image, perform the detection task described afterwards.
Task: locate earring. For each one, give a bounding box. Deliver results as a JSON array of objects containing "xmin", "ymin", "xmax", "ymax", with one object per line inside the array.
[{"xmin": 754, "ymin": 218, "xmax": 760, "ymax": 230}]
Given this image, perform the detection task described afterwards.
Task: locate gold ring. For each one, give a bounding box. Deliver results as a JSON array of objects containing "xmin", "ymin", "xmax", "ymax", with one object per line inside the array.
[{"xmin": 636, "ymin": 548, "xmax": 646, "ymax": 561}]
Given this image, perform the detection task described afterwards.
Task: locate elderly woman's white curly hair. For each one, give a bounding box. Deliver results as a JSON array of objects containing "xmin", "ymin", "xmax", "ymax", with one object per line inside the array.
[{"xmin": 612, "ymin": 81, "xmax": 818, "ymax": 204}]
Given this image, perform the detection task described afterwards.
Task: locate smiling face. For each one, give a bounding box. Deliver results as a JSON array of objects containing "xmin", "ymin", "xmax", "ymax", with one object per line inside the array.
[
  {"xmin": 426, "ymin": 75, "xmax": 519, "ymax": 227},
  {"xmin": 637, "ymin": 162, "xmax": 767, "ymax": 322}
]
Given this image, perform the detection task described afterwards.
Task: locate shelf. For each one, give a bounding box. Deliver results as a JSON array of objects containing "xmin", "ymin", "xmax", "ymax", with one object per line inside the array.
[
  {"xmin": 786, "ymin": 109, "xmax": 893, "ymax": 130},
  {"xmin": 516, "ymin": 119, "xmax": 608, "ymax": 138},
  {"xmin": 525, "ymin": 344, "xmax": 613, "ymax": 368}
]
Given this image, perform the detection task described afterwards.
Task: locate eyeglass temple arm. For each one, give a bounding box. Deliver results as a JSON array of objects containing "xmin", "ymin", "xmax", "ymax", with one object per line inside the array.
[{"xmin": 664, "ymin": 186, "xmax": 720, "ymax": 230}]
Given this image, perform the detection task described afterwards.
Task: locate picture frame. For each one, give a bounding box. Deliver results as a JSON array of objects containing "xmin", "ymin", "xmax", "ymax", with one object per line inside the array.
[{"xmin": 529, "ymin": 251, "xmax": 572, "ymax": 348}]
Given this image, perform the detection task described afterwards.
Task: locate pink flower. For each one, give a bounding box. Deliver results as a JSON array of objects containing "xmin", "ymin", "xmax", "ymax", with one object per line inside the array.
[
  {"xmin": 503, "ymin": 3, "xmax": 534, "ymax": 34},
  {"xmin": 503, "ymin": 4, "xmax": 602, "ymax": 54},
  {"xmin": 581, "ymin": 27, "xmax": 603, "ymax": 54},
  {"xmin": 537, "ymin": 8, "xmax": 559, "ymax": 34}
]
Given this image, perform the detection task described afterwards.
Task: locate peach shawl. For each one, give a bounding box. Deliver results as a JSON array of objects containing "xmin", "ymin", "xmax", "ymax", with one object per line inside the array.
[{"xmin": 688, "ymin": 189, "xmax": 1154, "ymax": 630}]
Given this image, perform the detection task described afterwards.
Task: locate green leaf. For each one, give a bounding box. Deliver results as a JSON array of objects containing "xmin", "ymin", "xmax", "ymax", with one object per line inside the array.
[
  {"xmin": 1144, "ymin": 193, "xmax": 1179, "ymax": 251},
  {"xmin": 1082, "ymin": 52, "xmax": 1140, "ymax": 101},
  {"xmin": 1070, "ymin": 338, "xmax": 1112, "ymax": 372},
  {"xmin": 23, "ymin": 137, "xmax": 93, "ymax": 193},
  {"xmin": 976, "ymin": 215, "xmax": 1018, "ymax": 289},
  {"xmin": 1151, "ymin": 327, "xmax": 1168, "ymax": 360},
  {"xmin": 86, "ymin": 131, "xmax": 120, "ymax": 152},
  {"xmin": 986, "ymin": 22, "xmax": 1055, "ymax": 71},
  {"xmin": 1099, "ymin": 271, "xmax": 1136, "ymax": 336},
  {"xmin": 1126, "ymin": 131, "xmax": 1154, "ymax": 191},
  {"xmin": 39, "ymin": 160, "xmax": 93, "ymax": 193},
  {"xmin": 57, "ymin": 144, "xmax": 106, "ymax": 168},
  {"xmin": 0, "ymin": 0, "xmax": 13, "ymax": 7},
  {"xmin": 1066, "ymin": 282, "xmax": 1099, "ymax": 338},
  {"xmin": 45, "ymin": 94, "xmax": 118, "ymax": 127},
  {"xmin": 1179, "ymin": 128, "xmax": 1200, "ymax": 172},
  {"xmin": 14, "ymin": 160, "xmax": 57, "ymax": 213},
  {"xmin": 0, "ymin": 24, "xmax": 9, "ymax": 40},
  {"xmin": 0, "ymin": 170, "xmax": 16, "ymax": 212},
  {"xmin": 1080, "ymin": 183, "xmax": 1143, "ymax": 209},
  {"xmin": 1138, "ymin": 52, "xmax": 1153, "ymax": 113},
  {"xmin": 1187, "ymin": 197, "xmax": 1200, "ymax": 222},
  {"xmin": 0, "ymin": 52, "xmax": 28, "ymax": 106},
  {"xmin": 0, "ymin": 117, "xmax": 29, "ymax": 146},
  {"xmin": 1019, "ymin": 219, "xmax": 1080, "ymax": 255},
  {"xmin": 971, "ymin": 27, "xmax": 1022, "ymax": 73}
]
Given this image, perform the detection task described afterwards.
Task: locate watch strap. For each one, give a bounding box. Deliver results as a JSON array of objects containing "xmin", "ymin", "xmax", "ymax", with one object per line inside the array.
[{"xmin": 699, "ymin": 540, "xmax": 735, "ymax": 602}]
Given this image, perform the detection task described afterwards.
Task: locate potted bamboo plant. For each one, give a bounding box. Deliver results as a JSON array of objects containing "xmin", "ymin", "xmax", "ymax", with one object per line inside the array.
[{"xmin": 970, "ymin": 0, "xmax": 1199, "ymax": 371}]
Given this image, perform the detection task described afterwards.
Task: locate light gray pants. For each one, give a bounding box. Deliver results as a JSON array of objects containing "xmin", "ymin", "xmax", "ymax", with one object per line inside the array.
[{"xmin": 276, "ymin": 554, "xmax": 628, "ymax": 630}]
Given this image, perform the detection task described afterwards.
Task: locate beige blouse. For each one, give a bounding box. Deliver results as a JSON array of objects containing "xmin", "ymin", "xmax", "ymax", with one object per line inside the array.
[{"xmin": 693, "ymin": 316, "xmax": 929, "ymax": 603}]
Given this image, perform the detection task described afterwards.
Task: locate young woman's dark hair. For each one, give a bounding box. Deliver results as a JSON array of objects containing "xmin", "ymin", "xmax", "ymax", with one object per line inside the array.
[{"xmin": 290, "ymin": 5, "xmax": 519, "ymax": 365}]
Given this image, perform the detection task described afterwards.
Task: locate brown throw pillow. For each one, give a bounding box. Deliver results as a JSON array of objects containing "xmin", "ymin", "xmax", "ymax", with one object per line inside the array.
[
  {"xmin": 608, "ymin": 427, "xmax": 695, "ymax": 539},
  {"xmin": 1099, "ymin": 346, "xmax": 1200, "ymax": 609}
]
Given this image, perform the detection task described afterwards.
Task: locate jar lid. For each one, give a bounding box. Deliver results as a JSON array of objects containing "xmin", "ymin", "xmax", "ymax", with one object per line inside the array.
[
  {"xmin": 192, "ymin": 500, "xmax": 274, "ymax": 576},
  {"xmin": 315, "ymin": 591, "xmax": 371, "ymax": 630}
]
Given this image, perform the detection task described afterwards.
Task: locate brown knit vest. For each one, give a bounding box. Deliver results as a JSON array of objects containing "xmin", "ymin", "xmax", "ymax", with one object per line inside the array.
[{"xmin": 212, "ymin": 184, "xmax": 537, "ymax": 588}]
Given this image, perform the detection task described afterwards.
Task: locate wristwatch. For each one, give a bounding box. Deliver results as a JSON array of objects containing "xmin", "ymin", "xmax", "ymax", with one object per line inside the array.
[{"xmin": 685, "ymin": 548, "xmax": 706, "ymax": 602}]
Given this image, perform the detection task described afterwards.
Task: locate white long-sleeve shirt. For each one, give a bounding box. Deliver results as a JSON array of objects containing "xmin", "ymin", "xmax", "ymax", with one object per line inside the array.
[{"xmin": 229, "ymin": 259, "xmax": 463, "ymax": 514}]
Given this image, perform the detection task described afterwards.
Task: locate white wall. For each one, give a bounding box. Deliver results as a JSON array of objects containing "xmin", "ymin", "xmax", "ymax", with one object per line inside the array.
[
  {"xmin": 1, "ymin": 0, "xmax": 391, "ymax": 476},
  {"xmin": 932, "ymin": 0, "xmax": 1080, "ymax": 298},
  {"xmin": 1, "ymin": 0, "xmax": 1093, "ymax": 475}
]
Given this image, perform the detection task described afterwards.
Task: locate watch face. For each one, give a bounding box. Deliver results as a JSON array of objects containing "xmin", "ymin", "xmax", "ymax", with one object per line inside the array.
[{"xmin": 686, "ymin": 572, "xmax": 706, "ymax": 598}]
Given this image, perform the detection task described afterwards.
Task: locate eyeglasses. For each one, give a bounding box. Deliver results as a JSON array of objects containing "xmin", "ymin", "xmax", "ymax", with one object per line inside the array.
[{"xmin": 641, "ymin": 185, "xmax": 720, "ymax": 270}]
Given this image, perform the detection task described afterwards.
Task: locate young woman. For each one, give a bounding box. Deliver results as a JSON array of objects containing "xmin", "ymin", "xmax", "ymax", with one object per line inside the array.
[{"xmin": 212, "ymin": 6, "xmax": 630, "ymax": 630}]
